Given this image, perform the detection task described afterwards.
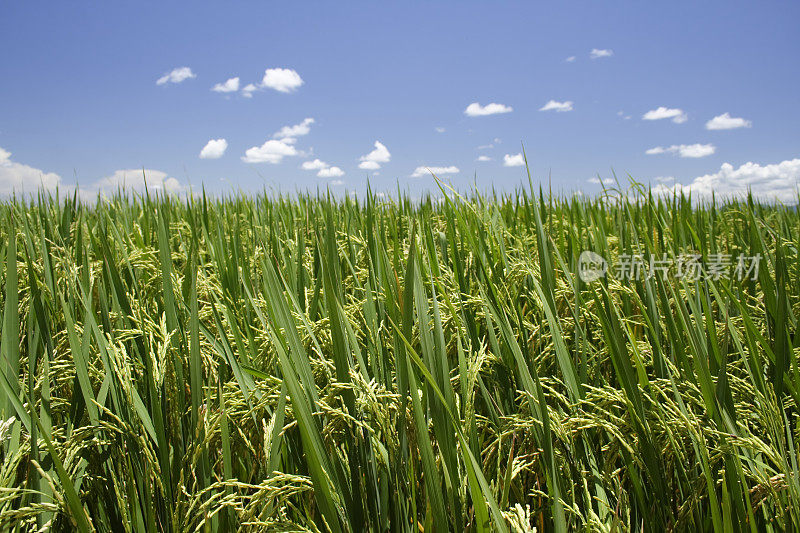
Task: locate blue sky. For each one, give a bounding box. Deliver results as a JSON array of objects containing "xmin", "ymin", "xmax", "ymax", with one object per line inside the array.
[{"xmin": 1, "ymin": 1, "xmax": 799, "ymax": 200}]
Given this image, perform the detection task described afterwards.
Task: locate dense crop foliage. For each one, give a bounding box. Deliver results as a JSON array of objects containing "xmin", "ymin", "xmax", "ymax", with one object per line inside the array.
[{"xmin": 0, "ymin": 177, "xmax": 799, "ymax": 531}]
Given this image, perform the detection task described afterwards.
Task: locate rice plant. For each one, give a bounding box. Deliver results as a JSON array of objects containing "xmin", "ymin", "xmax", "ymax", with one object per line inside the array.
[{"xmin": 0, "ymin": 175, "xmax": 798, "ymax": 531}]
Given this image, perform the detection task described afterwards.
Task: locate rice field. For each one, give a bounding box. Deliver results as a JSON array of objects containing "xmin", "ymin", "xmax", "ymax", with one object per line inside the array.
[{"xmin": 0, "ymin": 176, "xmax": 798, "ymax": 531}]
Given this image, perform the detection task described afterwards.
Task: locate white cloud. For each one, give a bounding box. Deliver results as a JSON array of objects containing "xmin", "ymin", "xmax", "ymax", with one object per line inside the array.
[
  {"xmin": 241, "ymin": 139, "xmax": 298, "ymax": 164},
  {"xmin": 329, "ymin": 179, "xmax": 344, "ymax": 186},
  {"xmin": 301, "ymin": 159, "xmax": 328, "ymax": 170},
  {"xmin": 646, "ymin": 143, "xmax": 715, "ymax": 158},
  {"xmin": 435, "ymin": 127, "xmax": 446, "ymax": 133},
  {"xmin": 464, "ymin": 102, "xmax": 513, "ymax": 116},
  {"xmin": 211, "ymin": 77, "xmax": 240, "ymax": 93},
  {"xmin": 590, "ymin": 48, "xmax": 613, "ymax": 59},
  {"xmin": 273, "ymin": 118, "xmax": 315, "ymax": 140},
  {"xmin": 300, "ymin": 159, "xmax": 344, "ymax": 177},
  {"xmin": 411, "ymin": 166, "xmax": 459, "ymax": 178},
  {"xmin": 653, "ymin": 176, "xmax": 675, "ymax": 183},
  {"xmin": 539, "ymin": 100, "xmax": 574, "ymax": 112},
  {"xmin": 0, "ymin": 147, "xmax": 190, "ymax": 199},
  {"xmin": 241, "ymin": 83, "xmax": 257, "ymax": 98},
  {"xmin": 318, "ymin": 166, "xmax": 344, "ymax": 178},
  {"xmin": 588, "ymin": 176, "xmax": 602, "ymax": 184},
  {"xmin": 476, "ymin": 155, "xmax": 492, "ymax": 162},
  {"xmin": 642, "ymin": 106, "xmax": 688, "ymax": 124},
  {"xmin": 199, "ymin": 138, "xmax": 228, "ymax": 159},
  {"xmin": 358, "ymin": 161, "xmax": 381, "ymax": 170},
  {"xmin": 705, "ymin": 112, "xmax": 752, "ymax": 130},
  {"xmin": 156, "ymin": 67, "xmax": 196, "ymax": 85},
  {"xmin": 654, "ymin": 158, "xmax": 800, "ymax": 203},
  {"xmin": 358, "ymin": 141, "xmax": 391, "ymax": 170},
  {"xmin": 0, "ymin": 147, "xmax": 62, "ymax": 195},
  {"xmin": 565, "ymin": 55, "xmax": 576, "ymax": 62},
  {"xmin": 645, "ymin": 147, "xmax": 666, "ymax": 155},
  {"xmin": 87, "ymin": 169, "xmax": 184, "ymax": 197},
  {"xmin": 504, "ymin": 153, "xmax": 526, "ymax": 167},
  {"xmin": 260, "ymin": 68, "xmax": 304, "ymax": 93}
]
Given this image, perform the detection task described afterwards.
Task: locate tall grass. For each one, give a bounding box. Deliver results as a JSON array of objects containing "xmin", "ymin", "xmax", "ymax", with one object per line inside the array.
[{"xmin": 0, "ymin": 177, "xmax": 798, "ymax": 531}]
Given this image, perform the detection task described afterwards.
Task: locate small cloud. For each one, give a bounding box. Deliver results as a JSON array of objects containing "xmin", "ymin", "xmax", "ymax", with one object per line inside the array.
[
  {"xmin": 476, "ymin": 155, "xmax": 492, "ymax": 162},
  {"xmin": 359, "ymin": 141, "xmax": 391, "ymax": 170},
  {"xmin": 199, "ymin": 138, "xmax": 228, "ymax": 159},
  {"xmin": 590, "ymin": 48, "xmax": 613, "ymax": 59},
  {"xmin": 301, "ymin": 159, "xmax": 328, "ymax": 170},
  {"xmin": 0, "ymin": 147, "xmax": 10, "ymax": 164},
  {"xmin": 359, "ymin": 161, "xmax": 381, "ymax": 170},
  {"xmin": 675, "ymin": 144, "xmax": 715, "ymax": 158},
  {"xmin": 211, "ymin": 77, "xmax": 240, "ymax": 93},
  {"xmin": 411, "ymin": 166, "xmax": 459, "ymax": 178},
  {"xmin": 477, "ymin": 139, "xmax": 502, "ymax": 150},
  {"xmin": 274, "ymin": 118, "xmax": 315, "ymax": 141},
  {"xmin": 539, "ymin": 100, "xmax": 574, "ymax": 112},
  {"xmin": 156, "ymin": 67, "xmax": 196, "ymax": 85},
  {"xmin": 503, "ymin": 153, "xmax": 525, "ymax": 167},
  {"xmin": 301, "ymin": 159, "xmax": 344, "ymax": 178},
  {"xmin": 705, "ymin": 112, "xmax": 752, "ymax": 130},
  {"xmin": 565, "ymin": 55, "xmax": 576, "ymax": 62},
  {"xmin": 646, "ymin": 143, "xmax": 716, "ymax": 158},
  {"xmin": 241, "ymin": 83, "xmax": 257, "ymax": 98},
  {"xmin": 588, "ymin": 176, "xmax": 602, "ymax": 184},
  {"xmin": 241, "ymin": 139, "xmax": 298, "ymax": 164},
  {"xmin": 435, "ymin": 127, "xmax": 446, "ymax": 133},
  {"xmin": 260, "ymin": 68, "xmax": 303, "ymax": 93},
  {"xmin": 617, "ymin": 110, "xmax": 632, "ymax": 120},
  {"xmin": 642, "ymin": 106, "xmax": 688, "ymax": 124},
  {"xmin": 318, "ymin": 166, "xmax": 344, "ymax": 178},
  {"xmin": 464, "ymin": 102, "xmax": 513, "ymax": 117},
  {"xmin": 329, "ymin": 179, "xmax": 345, "ymax": 186},
  {"xmin": 678, "ymin": 144, "xmax": 715, "ymax": 158},
  {"xmin": 653, "ymin": 176, "xmax": 675, "ymax": 183}
]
